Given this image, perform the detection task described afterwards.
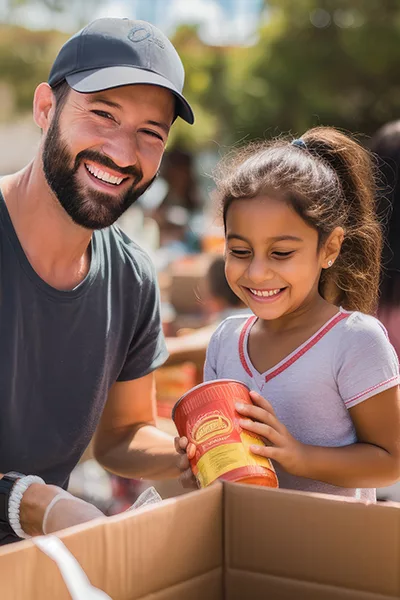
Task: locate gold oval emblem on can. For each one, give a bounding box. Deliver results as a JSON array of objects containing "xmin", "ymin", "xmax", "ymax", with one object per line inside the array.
[{"xmin": 192, "ymin": 412, "xmax": 233, "ymax": 443}]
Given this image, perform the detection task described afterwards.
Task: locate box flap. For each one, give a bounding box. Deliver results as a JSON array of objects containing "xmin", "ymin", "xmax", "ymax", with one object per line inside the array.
[
  {"xmin": 0, "ymin": 484, "xmax": 223, "ymax": 600},
  {"xmin": 224, "ymin": 483, "xmax": 400, "ymax": 596}
]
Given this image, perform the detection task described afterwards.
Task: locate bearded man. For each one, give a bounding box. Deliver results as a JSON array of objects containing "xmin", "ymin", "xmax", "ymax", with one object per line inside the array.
[{"xmin": 0, "ymin": 17, "xmax": 194, "ymax": 545}]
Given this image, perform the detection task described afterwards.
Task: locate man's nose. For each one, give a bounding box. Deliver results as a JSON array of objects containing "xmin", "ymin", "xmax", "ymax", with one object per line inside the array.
[{"xmin": 101, "ymin": 133, "xmax": 138, "ymax": 171}]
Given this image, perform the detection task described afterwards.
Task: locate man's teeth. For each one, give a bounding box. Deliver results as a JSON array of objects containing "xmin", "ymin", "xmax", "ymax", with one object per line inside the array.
[
  {"xmin": 85, "ymin": 164, "xmax": 124, "ymax": 185},
  {"xmin": 250, "ymin": 288, "xmax": 281, "ymax": 297}
]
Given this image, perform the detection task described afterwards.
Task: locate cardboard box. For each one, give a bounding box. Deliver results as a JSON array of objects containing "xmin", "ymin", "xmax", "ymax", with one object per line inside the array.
[{"xmin": 0, "ymin": 482, "xmax": 399, "ymax": 599}]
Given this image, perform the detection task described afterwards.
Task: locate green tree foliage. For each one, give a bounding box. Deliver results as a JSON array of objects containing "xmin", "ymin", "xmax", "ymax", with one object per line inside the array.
[
  {"xmin": 3, "ymin": 1, "xmax": 400, "ymax": 147},
  {"xmin": 0, "ymin": 25, "xmax": 67, "ymax": 112},
  {"xmin": 171, "ymin": 0, "xmax": 400, "ymax": 147}
]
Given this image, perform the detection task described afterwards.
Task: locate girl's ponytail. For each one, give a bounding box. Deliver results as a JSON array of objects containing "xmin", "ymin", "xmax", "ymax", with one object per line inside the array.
[{"xmin": 302, "ymin": 127, "xmax": 382, "ymax": 314}]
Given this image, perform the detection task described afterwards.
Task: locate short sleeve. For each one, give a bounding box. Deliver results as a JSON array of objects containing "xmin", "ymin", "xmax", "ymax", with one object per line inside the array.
[
  {"xmin": 204, "ymin": 328, "xmax": 219, "ymax": 382},
  {"xmin": 117, "ymin": 259, "xmax": 168, "ymax": 381},
  {"xmin": 336, "ymin": 314, "xmax": 400, "ymax": 409}
]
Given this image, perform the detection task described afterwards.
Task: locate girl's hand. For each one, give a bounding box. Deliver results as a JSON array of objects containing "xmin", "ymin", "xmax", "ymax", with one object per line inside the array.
[
  {"xmin": 174, "ymin": 436, "xmax": 199, "ymax": 489},
  {"xmin": 236, "ymin": 390, "xmax": 307, "ymax": 477}
]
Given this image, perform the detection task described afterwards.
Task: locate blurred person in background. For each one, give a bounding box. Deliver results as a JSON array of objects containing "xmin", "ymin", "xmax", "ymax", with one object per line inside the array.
[
  {"xmin": 151, "ymin": 148, "xmax": 203, "ymax": 242},
  {"xmin": 203, "ymin": 255, "xmax": 251, "ymax": 323},
  {"xmin": 144, "ymin": 148, "xmax": 204, "ymax": 255},
  {"xmin": 0, "ymin": 17, "xmax": 194, "ymax": 545},
  {"xmin": 370, "ymin": 121, "xmax": 400, "ymax": 359},
  {"xmin": 165, "ymin": 255, "xmax": 250, "ymax": 369}
]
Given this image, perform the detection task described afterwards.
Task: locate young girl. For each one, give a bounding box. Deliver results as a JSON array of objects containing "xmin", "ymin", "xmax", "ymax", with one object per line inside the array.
[{"xmin": 177, "ymin": 127, "xmax": 400, "ymax": 500}]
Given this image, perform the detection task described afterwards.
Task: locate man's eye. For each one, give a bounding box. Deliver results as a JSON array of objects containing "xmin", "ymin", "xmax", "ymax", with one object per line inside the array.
[
  {"xmin": 91, "ymin": 110, "xmax": 114, "ymax": 121},
  {"xmin": 141, "ymin": 129, "xmax": 164, "ymax": 141}
]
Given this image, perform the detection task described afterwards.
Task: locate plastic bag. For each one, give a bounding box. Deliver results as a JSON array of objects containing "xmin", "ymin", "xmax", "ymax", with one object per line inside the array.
[
  {"xmin": 33, "ymin": 536, "xmax": 112, "ymax": 599},
  {"xmin": 33, "ymin": 486, "xmax": 163, "ymax": 599}
]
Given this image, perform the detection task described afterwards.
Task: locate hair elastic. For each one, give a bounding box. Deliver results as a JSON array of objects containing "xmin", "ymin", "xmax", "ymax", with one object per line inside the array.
[{"xmin": 291, "ymin": 138, "xmax": 307, "ymax": 150}]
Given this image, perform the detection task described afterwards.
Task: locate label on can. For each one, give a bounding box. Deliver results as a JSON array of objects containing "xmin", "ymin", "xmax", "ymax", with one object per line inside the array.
[
  {"xmin": 189, "ymin": 408, "xmax": 274, "ymax": 487},
  {"xmin": 173, "ymin": 380, "xmax": 278, "ymax": 488}
]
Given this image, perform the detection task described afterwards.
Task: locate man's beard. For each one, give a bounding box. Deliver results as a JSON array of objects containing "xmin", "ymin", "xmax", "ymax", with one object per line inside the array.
[{"xmin": 42, "ymin": 116, "xmax": 157, "ymax": 230}]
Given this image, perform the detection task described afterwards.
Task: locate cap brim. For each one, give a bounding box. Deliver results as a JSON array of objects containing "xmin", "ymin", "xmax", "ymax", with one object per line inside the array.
[{"xmin": 66, "ymin": 66, "xmax": 194, "ymax": 125}]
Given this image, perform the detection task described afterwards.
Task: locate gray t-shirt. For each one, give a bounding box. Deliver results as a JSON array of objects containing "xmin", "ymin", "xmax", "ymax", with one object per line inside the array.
[
  {"xmin": 0, "ymin": 191, "xmax": 168, "ymax": 544},
  {"xmin": 204, "ymin": 309, "xmax": 400, "ymax": 501}
]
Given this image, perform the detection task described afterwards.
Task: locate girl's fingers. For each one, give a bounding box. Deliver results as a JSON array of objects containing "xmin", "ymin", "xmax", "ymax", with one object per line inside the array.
[
  {"xmin": 249, "ymin": 390, "xmax": 276, "ymax": 414},
  {"xmin": 250, "ymin": 443, "xmax": 280, "ymax": 462},
  {"xmin": 186, "ymin": 442, "xmax": 196, "ymax": 460},
  {"xmin": 239, "ymin": 418, "xmax": 281, "ymax": 445},
  {"xmin": 177, "ymin": 452, "xmax": 191, "ymax": 471},
  {"xmin": 235, "ymin": 403, "xmax": 285, "ymax": 435},
  {"xmin": 179, "ymin": 468, "xmax": 199, "ymax": 489},
  {"xmin": 235, "ymin": 403, "xmax": 277, "ymax": 425},
  {"xmin": 174, "ymin": 436, "xmax": 189, "ymax": 454}
]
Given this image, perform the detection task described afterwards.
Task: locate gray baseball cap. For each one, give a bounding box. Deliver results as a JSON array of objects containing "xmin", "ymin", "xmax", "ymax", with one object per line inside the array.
[{"xmin": 48, "ymin": 18, "xmax": 194, "ymax": 125}]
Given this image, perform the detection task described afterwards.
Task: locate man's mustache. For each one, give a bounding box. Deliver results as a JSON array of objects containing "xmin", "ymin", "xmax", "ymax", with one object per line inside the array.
[{"xmin": 75, "ymin": 150, "xmax": 143, "ymax": 181}]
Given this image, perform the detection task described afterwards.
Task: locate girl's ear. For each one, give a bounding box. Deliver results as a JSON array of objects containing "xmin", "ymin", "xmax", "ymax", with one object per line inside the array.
[
  {"xmin": 322, "ymin": 226, "xmax": 344, "ymax": 269},
  {"xmin": 33, "ymin": 83, "xmax": 56, "ymax": 132}
]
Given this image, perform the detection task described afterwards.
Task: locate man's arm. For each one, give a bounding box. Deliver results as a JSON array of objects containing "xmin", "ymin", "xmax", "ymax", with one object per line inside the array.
[
  {"xmin": 0, "ymin": 477, "xmax": 104, "ymax": 538},
  {"xmin": 92, "ymin": 372, "xmax": 179, "ymax": 480}
]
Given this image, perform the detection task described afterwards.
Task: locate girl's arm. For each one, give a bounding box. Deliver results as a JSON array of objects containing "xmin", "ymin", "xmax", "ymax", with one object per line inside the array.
[{"xmin": 237, "ymin": 387, "xmax": 400, "ymax": 488}]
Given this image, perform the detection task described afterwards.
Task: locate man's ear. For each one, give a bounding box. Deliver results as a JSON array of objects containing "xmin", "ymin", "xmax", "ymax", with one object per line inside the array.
[{"xmin": 33, "ymin": 83, "xmax": 56, "ymax": 132}]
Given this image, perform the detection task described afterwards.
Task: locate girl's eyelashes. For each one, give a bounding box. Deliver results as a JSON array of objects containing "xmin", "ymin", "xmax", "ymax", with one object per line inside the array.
[
  {"xmin": 228, "ymin": 249, "xmax": 252, "ymax": 258},
  {"xmin": 272, "ymin": 251, "xmax": 295, "ymax": 258},
  {"xmin": 228, "ymin": 248, "xmax": 295, "ymax": 259}
]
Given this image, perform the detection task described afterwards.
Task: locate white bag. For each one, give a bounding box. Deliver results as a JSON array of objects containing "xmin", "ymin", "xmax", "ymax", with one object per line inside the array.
[
  {"xmin": 33, "ymin": 486, "xmax": 163, "ymax": 599},
  {"xmin": 33, "ymin": 536, "xmax": 112, "ymax": 600}
]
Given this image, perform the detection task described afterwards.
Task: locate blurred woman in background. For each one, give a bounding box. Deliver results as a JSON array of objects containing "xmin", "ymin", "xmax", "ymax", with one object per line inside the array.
[{"xmin": 370, "ymin": 121, "xmax": 400, "ymax": 358}]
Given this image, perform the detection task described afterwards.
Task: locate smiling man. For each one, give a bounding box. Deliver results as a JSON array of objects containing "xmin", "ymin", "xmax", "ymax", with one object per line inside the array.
[{"xmin": 0, "ymin": 18, "xmax": 194, "ymax": 545}]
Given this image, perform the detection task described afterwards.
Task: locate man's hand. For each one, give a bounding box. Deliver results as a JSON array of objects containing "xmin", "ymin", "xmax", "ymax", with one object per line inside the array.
[{"xmin": 20, "ymin": 483, "xmax": 104, "ymax": 537}]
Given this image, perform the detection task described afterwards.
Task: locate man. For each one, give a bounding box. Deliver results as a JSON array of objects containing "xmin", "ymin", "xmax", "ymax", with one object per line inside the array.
[{"xmin": 0, "ymin": 17, "xmax": 194, "ymax": 545}]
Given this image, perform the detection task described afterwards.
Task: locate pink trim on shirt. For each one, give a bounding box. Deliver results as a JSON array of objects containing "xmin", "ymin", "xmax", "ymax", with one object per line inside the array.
[
  {"xmin": 239, "ymin": 310, "xmax": 348, "ymax": 382},
  {"xmin": 239, "ymin": 315, "xmax": 257, "ymax": 377},
  {"xmin": 344, "ymin": 375, "xmax": 400, "ymax": 406}
]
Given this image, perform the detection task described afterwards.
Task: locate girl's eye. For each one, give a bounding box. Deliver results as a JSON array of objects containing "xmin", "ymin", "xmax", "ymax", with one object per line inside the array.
[
  {"xmin": 229, "ymin": 249, "xmax": 251, "ymax": 258},
  {"xmin": 272, "ymin": 251, "xmax": 294, "ymax": 258},
  {"xmin": 91, "ymin": 110, "xmax": 114, "ymax": 121}
]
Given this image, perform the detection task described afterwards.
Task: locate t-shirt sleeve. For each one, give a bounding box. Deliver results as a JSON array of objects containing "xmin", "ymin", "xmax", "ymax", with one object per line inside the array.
[
  {"xmin": 203, "ymin": 327, "xmax": 219, "ymax": 382},
  {"xmin": 117, "ymin": 258, "xmax": 168, "ymax": 381},
  {"xmin": 336, "ymin": 314, "xmax": 400, "ymax": 409}
]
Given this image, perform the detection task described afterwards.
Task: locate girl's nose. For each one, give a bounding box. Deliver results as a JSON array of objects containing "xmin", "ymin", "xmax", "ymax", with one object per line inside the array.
[{"xmin": 246, "ymin": 257, "xmax": 274, "ymax": 284}]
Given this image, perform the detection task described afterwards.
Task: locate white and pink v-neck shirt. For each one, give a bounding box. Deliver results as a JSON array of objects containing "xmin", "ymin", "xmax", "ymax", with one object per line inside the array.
[{"xmin": 204, "ymin": 308, "xmax": 400, "ymax": 501}]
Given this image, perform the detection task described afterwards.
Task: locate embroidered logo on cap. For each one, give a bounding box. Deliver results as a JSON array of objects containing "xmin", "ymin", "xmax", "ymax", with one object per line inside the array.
[{"xmin": 128, "ymin": 24, "xmax": 165, "ymax": 49}]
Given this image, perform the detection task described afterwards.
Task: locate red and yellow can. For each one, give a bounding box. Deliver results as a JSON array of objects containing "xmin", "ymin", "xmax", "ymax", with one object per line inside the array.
[{"xmin": 172, "ymin": 379, "xmax": 278, "ymax": 488}]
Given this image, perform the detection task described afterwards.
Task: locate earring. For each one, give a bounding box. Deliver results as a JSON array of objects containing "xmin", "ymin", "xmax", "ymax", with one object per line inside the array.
[{"xmin": 327, "ymin": 260, "xmax": 333, "ymax": 267}]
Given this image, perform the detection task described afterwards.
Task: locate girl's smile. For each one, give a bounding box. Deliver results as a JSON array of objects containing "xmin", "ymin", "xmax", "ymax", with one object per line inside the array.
[
  {"xmin": 244, "ymin": 286, "xmax": 287, "ymax": 302},
  {"xmin": 224, "ymin": 195, "xmax": 334, "ymax": 322}
]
